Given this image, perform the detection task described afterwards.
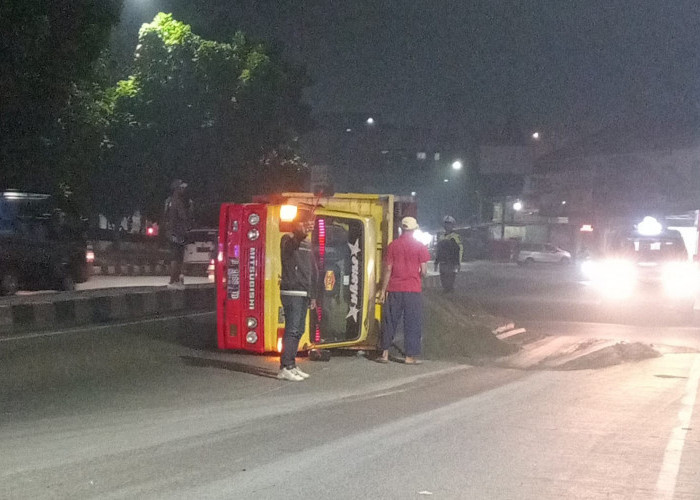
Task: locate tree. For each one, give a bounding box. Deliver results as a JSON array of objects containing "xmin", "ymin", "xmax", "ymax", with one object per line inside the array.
[
  {"xmin": 0, "ymin": 0, "xmax": 122, "ymax": 191},
  {"xmin": 98, "ymin": 13, "xmax": 312, "ymax": 224}
]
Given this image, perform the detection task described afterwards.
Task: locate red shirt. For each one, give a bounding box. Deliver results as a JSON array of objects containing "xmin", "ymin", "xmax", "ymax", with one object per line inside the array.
[{"xmin": 385, "ymin": 232, "xmax": 431, "ymax": 292}]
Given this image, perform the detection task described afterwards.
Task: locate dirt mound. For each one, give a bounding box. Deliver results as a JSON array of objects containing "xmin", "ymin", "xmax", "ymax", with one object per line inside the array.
[
  {"xmin": 557, "ymin": 341, "xmax": 660, "ymax": 370},
  {"xmin": 422, "ymin": 290, "xmax": 518, "ymax": 360}
]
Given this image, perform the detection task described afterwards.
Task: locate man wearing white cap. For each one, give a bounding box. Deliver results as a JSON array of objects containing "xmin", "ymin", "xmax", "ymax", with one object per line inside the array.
[{"xmin": 376, "ymin": 216, "xmax": 431, "ymax": 364}]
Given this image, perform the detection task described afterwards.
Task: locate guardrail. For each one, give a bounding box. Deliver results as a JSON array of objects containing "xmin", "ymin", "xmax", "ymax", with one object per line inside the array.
[{"xmin": 0, "ymin": 285, "xmax": 215, "ymax": 335}]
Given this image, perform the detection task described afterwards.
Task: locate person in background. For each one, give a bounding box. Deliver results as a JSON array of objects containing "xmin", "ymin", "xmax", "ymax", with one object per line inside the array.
[
  {"xmin": 377, "ymin": 216, "xmax": 431, "ymax": 364},
  {"xmin": 434, "ymin": 215, "xmax": 463, "ymax": 293},
  {"xmin": 164, "ymin": 179, "xmax": 192, "ymax": 289},
  {"xmin": 278, "ymin": 220, "xmax": 317, "ymax": 381}
]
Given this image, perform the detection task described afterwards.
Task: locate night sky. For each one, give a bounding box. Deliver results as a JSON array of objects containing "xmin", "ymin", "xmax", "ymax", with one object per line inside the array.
[{"xmin": 118, "ymin": 0, "xmax": 700, "ymax": 139}]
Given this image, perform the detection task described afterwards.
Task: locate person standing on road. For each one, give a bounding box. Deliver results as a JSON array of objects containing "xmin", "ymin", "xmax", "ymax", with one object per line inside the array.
[
  {"xmin": 278, "ymin": 220, "xmax": 317, "ymax": 381},
  {"xmin": 164, "ymin": 179, "xmax": 192, "ymax": 289},
  {"xmin": 434, "ymin": 215, "xmax": 463, "ymax": 293},
  {"xmin": 377, "ymin": 216, "xmax": 431, "ymax": 364}
]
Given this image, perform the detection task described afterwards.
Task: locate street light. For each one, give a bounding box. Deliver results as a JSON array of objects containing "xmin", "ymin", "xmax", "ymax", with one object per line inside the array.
[
  {"xmin": 366, "ymin": 117, "xmax": 375, "ymax": 125},
  {"xmin": 451, "ymin": 160, "xmax": 463, "ymax": 170},
  {"xmin": 532, "ymin": 132, "xmax": 540, "ymax": 140},
  {"xmin": 513, "ymin": 201, "xmax": 523, "ymax": 211}
]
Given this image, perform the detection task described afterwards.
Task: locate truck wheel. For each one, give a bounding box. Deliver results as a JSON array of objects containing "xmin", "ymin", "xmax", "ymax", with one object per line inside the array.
[
  {"xmin": 309, "ymin": 349, "xmax": 331, "ymax": 362},
  {"xmin": 60, "ymin": 275, "xmax": 76, "ymax": 292},
  {"xmin": 0, "ymin": 271, "xmax": 19, "ymax": 296}
]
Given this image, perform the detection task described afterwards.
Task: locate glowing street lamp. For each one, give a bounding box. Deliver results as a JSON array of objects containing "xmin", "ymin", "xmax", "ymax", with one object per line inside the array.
[
  {"xmin": 451, "ymin": 160, "xmax": 463, "ymax": 170},
  {"xmin": 532, "ymin": 132, "xmax": 540, "ymax": 140},
  {"xmin": 366, "ymin": 117, "xmax": 375, "ymax": 125},
  {"xmin": 513, "ymin": 201, "xmax": 523, "ymax": 211}
]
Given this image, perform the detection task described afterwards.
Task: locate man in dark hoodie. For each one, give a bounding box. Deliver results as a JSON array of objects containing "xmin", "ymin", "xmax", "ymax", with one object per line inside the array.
[
  {"xmin": 278, "ymin": 220, "xmax": 317, "ymax": 381},
  {"xmin": 164, "ymin": 179, "xmax": 193, "ymax": 289}
]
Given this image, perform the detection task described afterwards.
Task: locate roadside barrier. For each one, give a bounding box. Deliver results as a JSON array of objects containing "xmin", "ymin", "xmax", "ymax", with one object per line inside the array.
[{"xmin": 0, "ymin": 285, "xmax": 215, "ymax": 335}]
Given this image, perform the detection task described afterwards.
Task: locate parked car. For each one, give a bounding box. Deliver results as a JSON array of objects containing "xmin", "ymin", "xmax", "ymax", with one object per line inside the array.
[
  {"xmin": 0, "ymin": 191, "xmax": 89, "ymax": 295},
  {"xmin": 517, "ymin": 242, "xmax": 571, "ymax": 265},
  {"xmin": 183, "ymin": 228, "xmax": 217, "ymax": 276}
]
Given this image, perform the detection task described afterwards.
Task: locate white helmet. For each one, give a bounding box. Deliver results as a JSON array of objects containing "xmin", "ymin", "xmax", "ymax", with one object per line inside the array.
[{"xmin": 443, "ymin": 215, "xmax": 456, "ymax": 224}]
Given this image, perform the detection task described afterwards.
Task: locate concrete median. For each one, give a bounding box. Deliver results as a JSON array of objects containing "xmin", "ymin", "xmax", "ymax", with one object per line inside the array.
[{"xmin": 0, "ymin": 284, "xmax": 215, "ymax": 335}]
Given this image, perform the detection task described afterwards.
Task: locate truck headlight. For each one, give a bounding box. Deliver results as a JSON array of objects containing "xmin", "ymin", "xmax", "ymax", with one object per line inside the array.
[
  {"xmin": 246, "ymin": 331, "xmax": 258, "ymax": 344},
  {"xmin": 246, "ymin": 317, "xmax": 258, "ymax": 328},
  {"xmin": 247, "ymin": 229, "xmax": 259, "ymax": 241},
  {"xmin": 248, "ymin": 213, "xmax": 260, "ymax": 225}
]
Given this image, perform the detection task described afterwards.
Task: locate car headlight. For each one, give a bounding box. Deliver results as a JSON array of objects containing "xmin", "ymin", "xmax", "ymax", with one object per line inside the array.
[
  {"xmin": 580, "ymin": 259, "xmax": 596, "ymax": 280},
  {"xmin": 592, "ymin": 259, "xmax": 637, "ymax": 299},
  {"xmin": 662, "ymin": 262, "xmax": 699, "ymax": 298}
]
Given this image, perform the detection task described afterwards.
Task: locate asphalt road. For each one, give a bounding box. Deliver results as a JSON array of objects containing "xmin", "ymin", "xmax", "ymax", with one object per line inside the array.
[
  {"xmin": 459, "ymin": 261, "xmax": 700, "ymax": 344},
  {"xmin": 3, "ymin": 263, "xmax": 700, "ymax": 499}
]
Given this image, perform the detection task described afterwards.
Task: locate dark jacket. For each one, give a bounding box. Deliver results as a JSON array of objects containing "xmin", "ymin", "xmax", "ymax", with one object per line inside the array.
[
  {"xmin": 280, "ymin": 231, "xmax": 317, "ymax": 299},
  {"xmin": 435, "ymin": 232, "xmax": 462, "ymax": 266},
  {"xmin": 164, "ymin": 194, "xmax": 192, "ymax": 244}
]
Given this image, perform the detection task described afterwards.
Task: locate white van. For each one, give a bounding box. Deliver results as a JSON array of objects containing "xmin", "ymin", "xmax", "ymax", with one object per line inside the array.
[{"xmin": 184, "ymin": 228, "xmax": 217, "ymax": 276}]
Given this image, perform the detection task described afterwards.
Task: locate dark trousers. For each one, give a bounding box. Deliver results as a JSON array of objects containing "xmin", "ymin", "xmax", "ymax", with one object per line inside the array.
[
  {"xmin": 381, "ymin": 292, "xmax": 423, "ymax": 357},
  {"xmin": 280, "ymin": 295, "xmax": 309, "ymax": 369},
  {"xmin": 438, "ymin": 263, "xmax": 457, "ymax": 292},
  {"xmin": 169, "ymin": 242, "xmax": 185, "ymax": 283}
]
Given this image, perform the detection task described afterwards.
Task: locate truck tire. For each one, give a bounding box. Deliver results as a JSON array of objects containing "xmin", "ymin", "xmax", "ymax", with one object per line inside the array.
[
  {"xmin": 0, "ymin": 270, "xmax": 19, "ymax": 296},
  {"xmin": 60, "ymin": 275, "xmax": 76, "ymax": 292}
]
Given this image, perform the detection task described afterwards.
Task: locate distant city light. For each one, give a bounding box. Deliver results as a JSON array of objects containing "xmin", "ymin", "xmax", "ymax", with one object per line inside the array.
[
  {"xmin": 443, "ymin": 179, "xmax": 449, "ymax": 183},
  {"xmin": 411, "ymin": 191, "xmax": 417, "ymax": 196},
  {"xmin": 451, "ymin": 160, "xmax": 463, "ymax": 170},
  {"xmin": 366, "ymin": 117, "xmax": 375, "ymax": 125},
  {"xmin": 346, "ymin": 128, "xmax": 352, "ymax": 133},
  {"xmin": 580, "ymin": 224, "xmax": 594, "ymax": 232},
  {"xmin": 513, "ymin": 201, "xmax": 523, "ymax": 211},
  {"xmin": 562, "ymin": 200, "xmax": 567, "ymax": 205},
  {"xmin": 532, "ymin": 132, "xmax": 540, "ymax": 140}
]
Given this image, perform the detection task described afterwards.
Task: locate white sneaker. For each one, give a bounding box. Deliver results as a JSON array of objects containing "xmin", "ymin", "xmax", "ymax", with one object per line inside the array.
[
  {"xmin": 277, "ymin": 367, "xmax": 303, "ymax": 381},
  {"xmin": 291, "ymin": 366, "xmax": 310, "ymax": 379}
]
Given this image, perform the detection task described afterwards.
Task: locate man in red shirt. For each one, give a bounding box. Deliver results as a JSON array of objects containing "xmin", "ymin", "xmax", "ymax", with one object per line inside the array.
[{"xmin": 377, "ymin": 216, "xmax": 431, "ymax": 364}]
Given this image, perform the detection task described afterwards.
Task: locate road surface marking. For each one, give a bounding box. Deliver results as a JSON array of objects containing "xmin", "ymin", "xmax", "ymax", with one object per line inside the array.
[
  {"xmin": 0, "ymin": 311, "xmax": 215, "ymax": 343},
  {"xmin": 655, "ymin": 354, "xmax": 700, "ymax": 499}
]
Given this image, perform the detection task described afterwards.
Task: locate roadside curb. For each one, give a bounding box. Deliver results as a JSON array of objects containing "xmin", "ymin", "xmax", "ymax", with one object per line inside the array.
[
  {"xmin": 92, "ymin": 264, "xmax": 171, "ymax": 276},
  {"xmin": 0, "ymin": 285, "xmax": 215, "ymax": 336}
]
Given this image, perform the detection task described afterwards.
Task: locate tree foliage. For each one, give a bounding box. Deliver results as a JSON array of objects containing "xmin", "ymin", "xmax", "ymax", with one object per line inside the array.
[
  {"xmin": 0, "ymin": 0, "xmax": 122, "ymax": 191},
  {"xmin": 98, "ymin": 13, "xmax": 313, "ymax": 223}
]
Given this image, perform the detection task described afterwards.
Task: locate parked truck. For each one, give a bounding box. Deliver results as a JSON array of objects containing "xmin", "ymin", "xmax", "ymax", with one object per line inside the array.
[{"xmin": 215, "ymin": 193, "xmax": 416, "ymax": 355}]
